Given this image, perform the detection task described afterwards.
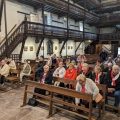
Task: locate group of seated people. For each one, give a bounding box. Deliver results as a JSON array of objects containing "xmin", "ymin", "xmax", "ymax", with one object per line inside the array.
[
  {"xmin": 0, "ymin": 54, "xmax": 120, "ymax": 114},
  {"xmin": 0, "ymin": 57, "xmax": 32, "ymax": 84},
  {"xmin": 33, "ymin": 54, "xmax": 120, "ymax": 114}
]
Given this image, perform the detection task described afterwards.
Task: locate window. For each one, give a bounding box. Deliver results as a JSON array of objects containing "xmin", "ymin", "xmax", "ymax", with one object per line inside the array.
[{"xmin": 118, "ymin": 47, "xmax": 120, "ymax": 54}]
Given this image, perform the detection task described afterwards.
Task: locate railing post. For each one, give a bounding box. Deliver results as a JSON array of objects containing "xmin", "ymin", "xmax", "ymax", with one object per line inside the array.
[
  {"xmin": 21, "ymin": 85, "xmax": 28, "ymax": 107},
  {"xmin": 47, "ymin": 92, "xmax": 53, "ymax": 118},
  {"xmin": 3, "ymin": 0, "xmax": 8, "ymax": 57}
]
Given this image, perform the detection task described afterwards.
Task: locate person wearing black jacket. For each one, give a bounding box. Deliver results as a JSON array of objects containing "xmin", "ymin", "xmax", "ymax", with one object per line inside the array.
[
  {"xmin": 106, "ymin": 65, "xmax": 120, "ymax": 114},
  {"xmin": 99, "ymin": 49, "xmax": 108, "ymax": 62},
  {"xmin": 92, "ymin": 66, "xmax": 107, "ymax": 85},
  {"xmin": 34, "ymin": 65, "xmax": 53, "ymax": 96},
  {"xmin": 79, "ymin": 63, "xmax": 92, "ymax": 79},
  {"xmin": 36, "ymin": 56, "xmax": 46, "ymax": 77}
]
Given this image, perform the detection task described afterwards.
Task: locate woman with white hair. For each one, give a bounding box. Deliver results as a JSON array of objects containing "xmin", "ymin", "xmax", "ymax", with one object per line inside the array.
[
  {"xmin": 53, "ymin": 62, "xmax": 66, "ymax": 86},
  {"xmin": 79, "ymin": 63, "xmax": 92, "ymax": 79},
  {"xmin": 92, "ymin": 66, "xmax": 107, "ymax": 84},
  {"xmin": 33, "ymin": 65, "xmax": 53, "ymax": 98},
  {"xmin": 75, "ymin": 74, "xmax": 99, "ymax": 108}
]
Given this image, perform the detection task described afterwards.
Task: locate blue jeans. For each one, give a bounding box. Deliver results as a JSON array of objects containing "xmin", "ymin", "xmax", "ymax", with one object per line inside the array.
[
  {"xmin": 114, "ymin": 90, "xmax": 120, "ymax": 107},
  {"xmin": 106, "ymin": 90, "xmax": 120, "ymax": 107}
]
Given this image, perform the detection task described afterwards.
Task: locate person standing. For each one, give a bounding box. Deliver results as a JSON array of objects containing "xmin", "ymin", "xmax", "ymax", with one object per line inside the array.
[{"xmin": 99, "ymin": 49, "xmax": 108, "ymax": 62}]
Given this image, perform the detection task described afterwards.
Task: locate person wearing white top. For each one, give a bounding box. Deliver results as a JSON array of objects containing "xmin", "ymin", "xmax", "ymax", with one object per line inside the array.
[
  {"xmin": 53, "ymin": 62, "xmax": 66, "ymax": 86},
  {"xmin": 75, "ymin": 74, "xmax": 99, "ymax": 109}
]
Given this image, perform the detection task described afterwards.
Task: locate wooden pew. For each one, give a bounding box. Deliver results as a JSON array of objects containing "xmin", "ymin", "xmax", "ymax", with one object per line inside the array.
[
  {"xmin": 21, "ymin": 81, "xmax": 96, "ymax": 120},
  {"xmin": 52, "ymin": 77, "xmax": 106, "ymax": 119}
]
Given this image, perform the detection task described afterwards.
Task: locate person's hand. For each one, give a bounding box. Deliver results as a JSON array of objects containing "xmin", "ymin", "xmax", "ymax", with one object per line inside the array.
[
  {"xmin": 64, "ymin": 83, "xmax": 67, "ymax": 86},
  {"xmin": 108, "ymin": 88, "xmax": 115, "ymax": 93}
]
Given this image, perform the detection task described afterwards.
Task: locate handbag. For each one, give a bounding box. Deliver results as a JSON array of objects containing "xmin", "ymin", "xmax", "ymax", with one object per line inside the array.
[
  {"xmin": 95, "ymin": 93, "xmax": 103, "ymax": 103},
  {"xmin": 28, "ymin": 98, "xmax": 38, "ymax": 106}
]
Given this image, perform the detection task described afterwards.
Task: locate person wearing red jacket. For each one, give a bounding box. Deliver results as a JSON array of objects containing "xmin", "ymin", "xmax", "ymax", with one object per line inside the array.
[{"xmin": 60, "ymin": 63, "xmax": 77, "ymax": 89}]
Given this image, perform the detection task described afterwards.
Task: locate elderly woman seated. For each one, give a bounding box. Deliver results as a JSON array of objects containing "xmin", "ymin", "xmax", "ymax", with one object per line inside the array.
[
  {"xmin": 92, "ymin": 66, "xmax": 107, "ymax": 85},
  {"xmin": 33, "ymin": 65, "xmax": 53, "ymax": 98},
  {"xmin": 60, "ymin": 63, "xmax": 77, "ymax": 89},
  {"xmin": 106, "ymin": 65, "xmax": 120, "ymax": 114},
  {"xmin": 20, "ymin": 59, "xmax": 31, "ymax": 82},
  {"xmin": 79, "ymin": 63, "xmax": 92, "ymax": 79},
  {"xmin": 75, "ymin": 74, "xmax": 99, "ymax": 110},
  {"xmin": 53, "ymin": 62, "xmax": 66, "ymax": 86}
]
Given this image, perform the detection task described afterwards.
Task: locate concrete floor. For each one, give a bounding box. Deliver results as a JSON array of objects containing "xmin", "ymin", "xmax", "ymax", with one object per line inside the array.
[{"xmin": 0, "ymin": 86, "xmax": 120, "ymax": 120}]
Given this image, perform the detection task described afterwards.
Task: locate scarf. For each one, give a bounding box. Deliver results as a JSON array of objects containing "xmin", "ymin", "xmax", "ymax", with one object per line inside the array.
[
  {"xmin": 81, "ymin": 85, "xmax": 86, "ymax": 93},
  {"xmin": 78, "ymin": 65, "xmax": 82, "ymax": 73},
  {"xmin": 40, "ymin": 72, "xmax": 48, "ymax": 84},
  {"xmin": 111, "ymin": 71, "xmax": 119, "ymax": 86},
  {"xmin": 95, "ymin": 73, "xmax": 100, "ymax": 84},
  {"xmin": 56, "ymin": 69, "xmax": 60, "ymax": 77},
  {"xmin": 82, "ymin": 69, "xmax": 88, "ymax": 76}
]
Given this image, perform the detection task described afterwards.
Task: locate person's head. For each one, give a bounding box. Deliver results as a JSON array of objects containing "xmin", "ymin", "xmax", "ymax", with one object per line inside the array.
[
  {"xmin": 1, "ymin": 60, "xmax": 6, "ymax": 66},
  {"xmin": 43, "ymin": 65, "xmax": 49, "ymax": 73},
  {"xmin": 71, "ymin": 60, "xmax": 76, "ymax": 66},
  {"xmin": 68, "ymin": 63, "xmax": 74, "ymax": 70},
  {"xmin": 40, "ymin": 56, "xmax": 44, "ymax": 61},
  {"xmin": 108, "ymin": 57, "xmax": 112, "ymax": 62},
  {"xmin": 96, "ymin": 59, "xmax": 102, "ymax": 65},
  {"xmin": 94, "ymin": 66, "xmax": 102, "ymax": 74},
  {"xmin": 102, "ymin": 49, "xmax": 105, "ymax": 52},
  {"xmin": 59, "ymin": 62, "xmax": 63, "ymax": 68},
  {"xmin": 108, "ymin": 62, "xmax": 112, "ymax": 68},
  {"xmin": 82, "ymin": 63, "xmax": 89, "ymax": 71},
  {"xmin": 76, "ymin": 74, "xmax": 86, "ymax": 86},
  {"xmin": 24, "ymin": 59, "xmax": 28, "ymax": 64},
  {"xmin": 112, "ymin": 65, "xmax": 119, "ymax": 75}
]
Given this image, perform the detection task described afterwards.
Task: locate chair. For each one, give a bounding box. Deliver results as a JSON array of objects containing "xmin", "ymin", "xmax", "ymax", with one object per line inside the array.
[{"xmin": 6, "ymin": 69, "xmax": 20, "ymax": 89}]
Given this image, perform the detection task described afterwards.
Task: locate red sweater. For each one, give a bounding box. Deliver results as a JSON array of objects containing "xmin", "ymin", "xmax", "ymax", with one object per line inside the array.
[{"xmin": 64, "ymin": 68, "xmax": 77, "ymax": 80}]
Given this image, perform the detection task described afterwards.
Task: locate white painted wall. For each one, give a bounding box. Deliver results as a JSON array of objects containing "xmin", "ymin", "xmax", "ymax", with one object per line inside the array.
[
  {"xmin": 1, "ymin": 1, "xmax": 34, "ymax": 39},
  {"xmin": 100, "ymin": 27, "xmax": 115, "ymax": 34},
  {"xmin": 76, "ymin": 42, "xmax": 85, "ymax": 55}
]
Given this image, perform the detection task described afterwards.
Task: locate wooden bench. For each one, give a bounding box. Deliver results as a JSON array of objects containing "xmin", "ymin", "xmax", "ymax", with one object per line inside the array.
[
  {"xmin": 52, "ymin": 77, "xmax": 106, "ymax": 119},
  {"xmin": 6, "ymin": 69, "xmax": 20, "ymax": 89},
  {"xmin": 21, "ymin": 81, "xmax": 97, "ymax": 120}
]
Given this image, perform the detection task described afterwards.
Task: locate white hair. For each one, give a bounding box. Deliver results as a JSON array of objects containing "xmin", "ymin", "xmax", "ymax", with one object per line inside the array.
[
  {"xmin": 82, "ymin": 63, "xmax": 89, "ymax": 68},
  {"xmin": 44, "ymin": 65, "xmax": 49, "ymax": 69},
  {"xmin": 112, "ymin": 65, "xmax": 119, "ymax": 69}
]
